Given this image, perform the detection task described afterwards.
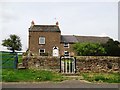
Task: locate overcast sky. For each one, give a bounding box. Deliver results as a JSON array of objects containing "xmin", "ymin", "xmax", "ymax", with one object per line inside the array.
[{"xmin": 0, "ymin": 1, "xmax": 118, "ymax": 51}]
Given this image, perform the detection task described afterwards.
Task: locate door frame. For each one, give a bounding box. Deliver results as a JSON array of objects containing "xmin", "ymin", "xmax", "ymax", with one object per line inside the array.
[{"xmin": 53, "ymin": 46, "xmax": 59, "ymax": 56}]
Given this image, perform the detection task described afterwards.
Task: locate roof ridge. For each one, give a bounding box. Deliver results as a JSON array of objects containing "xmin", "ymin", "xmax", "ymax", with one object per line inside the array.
[
  {"xmin": 29, "ymin": 24, "xmax": 61, "ymax": 32},
  {"xmin": 34, "ymin": 25, "xmax": 57, "ymax": 26},
  {"xmin": 75, "ymin": 36, "xmax": 110, "ymax": 38},
  {"xmin": 61, "ymin": 35, "xmax": 74, "ymax": 36}
]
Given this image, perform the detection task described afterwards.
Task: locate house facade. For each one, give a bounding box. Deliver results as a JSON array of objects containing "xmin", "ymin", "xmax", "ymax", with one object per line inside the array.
[{"xmin": 29, "ymin": 21, "xmax": 110, "ymax": 56}]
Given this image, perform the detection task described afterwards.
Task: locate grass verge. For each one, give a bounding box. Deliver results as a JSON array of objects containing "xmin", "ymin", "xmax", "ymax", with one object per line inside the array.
[
  {"xmin": 2, "ymin": 69, "xmax": 120, "ymax": 83},
  {"xmin": 18, "ymin": 54, "xmax": 22, "ymax": 63},
  {"xmin": 81, "ymin": 72, "xmax": 120, "ymax": 83},
  {"xmin": 2, "ymin": 69, "xmax": 64, "ymax": 82}
]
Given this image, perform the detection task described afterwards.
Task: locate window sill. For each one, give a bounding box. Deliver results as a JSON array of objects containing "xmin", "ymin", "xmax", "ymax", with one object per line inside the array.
[{"xmin": 39, "ymin": 44, "xmax": 45, "ymax": 45}]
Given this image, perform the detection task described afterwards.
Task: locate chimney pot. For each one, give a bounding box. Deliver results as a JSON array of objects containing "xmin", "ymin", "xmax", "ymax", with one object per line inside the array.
[
  {"xmin": 31, "ymin": 20, "xmax": 35, "ymax": 27},
  {"xmin": 56, "ymin": 21, "xmax": 59, "ymax": 26}
]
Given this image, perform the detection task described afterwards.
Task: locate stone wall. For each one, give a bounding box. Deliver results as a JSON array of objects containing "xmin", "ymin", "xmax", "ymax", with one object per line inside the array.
[
  {"xmin": 22, "ymin": 56, "xmax": 60, "ymax": 72},
  {"xmin": 22, "ymin": 56, "xmax": 120, "ymax": 73},
  {"xmin": 76, "ymin": 56, "xmax": 120, "ymax": 73}
]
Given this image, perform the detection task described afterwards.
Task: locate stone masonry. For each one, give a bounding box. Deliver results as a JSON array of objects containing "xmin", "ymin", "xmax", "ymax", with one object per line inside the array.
[{"xmin": 22, "ymin": 56, "xmax": 120, "ymax": 73}]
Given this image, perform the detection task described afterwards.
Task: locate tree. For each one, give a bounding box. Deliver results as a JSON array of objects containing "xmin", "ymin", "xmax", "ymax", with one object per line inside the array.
[
  {"xmin": 102, "ymin": 39, "xmax": 120, "ymax": 56},
  {"xmin": 2, "ymin": 34, "xmax": 22, "ymax": 53},
  {"xmin": 73, "ymin": 42, "xmax": 106, "ymax": 56}
]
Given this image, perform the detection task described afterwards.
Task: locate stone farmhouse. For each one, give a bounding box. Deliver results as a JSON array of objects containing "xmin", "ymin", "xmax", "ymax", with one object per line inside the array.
[{"xmin": 28, "ymin": 21, "xmax": 110, "ymax": 56}]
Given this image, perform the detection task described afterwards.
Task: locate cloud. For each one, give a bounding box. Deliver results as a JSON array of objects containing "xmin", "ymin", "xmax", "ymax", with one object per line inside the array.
[
  {"xmin": 0, "ymin": 0, "xmax": 119, "ymax": 2},
  {"xmin": 0, "ymin": 6, "xmax": 18, "ymax": 23}
]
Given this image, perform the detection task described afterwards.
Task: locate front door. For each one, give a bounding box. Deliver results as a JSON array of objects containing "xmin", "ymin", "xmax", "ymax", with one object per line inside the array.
[{"xmin": 53, "ymin": 46, "xmax": 59, "ymax": 56}]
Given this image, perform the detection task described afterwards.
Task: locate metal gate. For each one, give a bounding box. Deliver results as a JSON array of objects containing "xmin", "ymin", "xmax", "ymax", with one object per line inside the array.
[
  {"xmin": 1, "ymin": 51, "xmax": 18, "ymax": 69},
  {"xmin": 60, "ymin": 56, "xmax": 76, "ymax": 73}
]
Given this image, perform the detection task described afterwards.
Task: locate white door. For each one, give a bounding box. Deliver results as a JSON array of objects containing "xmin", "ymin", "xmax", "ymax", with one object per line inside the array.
[{"xmin": 53, "ymin": 46, "xmax": 59, "ymax": 56}]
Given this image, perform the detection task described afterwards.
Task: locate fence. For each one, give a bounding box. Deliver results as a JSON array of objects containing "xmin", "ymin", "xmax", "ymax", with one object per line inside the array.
[{"xmin": 1, "ymin": 51, "xmax": 18, "ymax": 69}]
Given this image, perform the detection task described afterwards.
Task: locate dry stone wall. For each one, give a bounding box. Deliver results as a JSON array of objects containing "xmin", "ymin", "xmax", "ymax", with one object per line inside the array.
[
  {"xmin": 76, "ymin": 56, "xmax": 120, "ymax": 73},
  {"xmin": 22, "ymin": 56, "xmax": 120, "ymax": 73},
  {"xmin": 22, "ymin": 56, "xmax": 60, "ymax": 72}
]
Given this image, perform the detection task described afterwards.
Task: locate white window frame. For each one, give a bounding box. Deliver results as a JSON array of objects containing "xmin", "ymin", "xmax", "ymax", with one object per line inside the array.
[
  {"xmin": 39, "ymin": 37, "xmax": 45, "ymax": 44},
  {"xmin": 39, "ymin": 49, "xmax": 45, "ymax": 54},
  {"xmin": 64, "ymin": 43, "xmax": 69, "ymax": 48},
  {"xmin": 64, "ymin": 51, "xmax": 70, "ymax": 56}
]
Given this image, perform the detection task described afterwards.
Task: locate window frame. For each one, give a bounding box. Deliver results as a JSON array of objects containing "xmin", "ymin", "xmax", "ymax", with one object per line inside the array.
[
  {"xmin": 39, "ymin": 36, "xmax": 45, "ymax": 45},
  {"xmin": 64, "ymin": 43, "xmax": 69, "ymax": 48},
  {"xmin": 64, "ymin": 51, "xmax": 70, "ymax": 56},
  {"xmin": 39, "ymin": 49, "xmax": 45, "ymax": 54}
]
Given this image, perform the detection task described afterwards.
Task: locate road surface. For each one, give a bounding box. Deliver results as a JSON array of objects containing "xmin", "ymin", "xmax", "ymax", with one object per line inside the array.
[{"xmin": 2, "ymin": 80, "xmax": 120, "ymax": 88}]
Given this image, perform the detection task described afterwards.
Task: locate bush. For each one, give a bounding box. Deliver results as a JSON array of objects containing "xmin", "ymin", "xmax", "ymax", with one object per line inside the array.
[
  {"xmin": 73, "ymin": 42, "xmax": 106, "ymax": 56},
  {"xmin": 102, "ymin": 39, "xmax": 120, "ymax": 56}
]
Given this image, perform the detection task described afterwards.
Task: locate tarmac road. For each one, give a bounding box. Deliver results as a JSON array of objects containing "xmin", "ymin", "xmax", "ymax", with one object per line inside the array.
[{"xmin": 2, "ymin": 80, "xmax": 120, "ymax": 88}]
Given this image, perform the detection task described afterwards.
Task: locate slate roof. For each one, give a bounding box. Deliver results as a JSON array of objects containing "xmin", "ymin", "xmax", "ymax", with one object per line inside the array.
[
  {"xmin": 61, "ymin": 35, "xmax": 110, "ymax": 44},
  {"xmin": 29, "ymin": 25, "xmax": 61, "ymax": 32},
  {"xmin": 75, "ymin": 36, "xmax": 110, "ymax": 43},
  {"xmin": 61, "ymin": 35, "xmax": 78, "ymax": 43}
]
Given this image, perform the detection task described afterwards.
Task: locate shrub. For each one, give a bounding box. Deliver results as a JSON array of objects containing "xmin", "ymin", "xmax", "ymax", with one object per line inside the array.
[
  {"xmin": 102, "ymin": 39, "xmax": 120, "ymax": 56},
  {"xmin": 73, "ymin": 42, "xmax": 106, "ymax": 56}
]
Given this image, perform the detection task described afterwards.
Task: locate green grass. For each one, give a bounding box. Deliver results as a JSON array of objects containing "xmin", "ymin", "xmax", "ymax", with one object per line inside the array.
[
  {"xmin": 18, "ymin": 54, "xmax": 22, "ymax": 63},
  {"xmin": 2, "ymin": 69, "xmax": 64, "ymax": 82},
  {"xmin": 2, "ymin": 69, "xmax": 120, "ymax": 83},
  {"xmin": 81, "ymin": 72, "xmax": 120, "ymax": 83}
]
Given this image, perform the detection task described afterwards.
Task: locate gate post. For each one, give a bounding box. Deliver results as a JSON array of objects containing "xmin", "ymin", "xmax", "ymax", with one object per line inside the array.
[
  {"xmin": 74, "ymin": 57, "xmax": 76, "ymax": 73},
  {"xmin": 60, "ymin": 56, "xmax": 61, "ymax": 73},
  {"xmin": 14, "ymin": 53, "xmax": 18, "ymax": 69}
]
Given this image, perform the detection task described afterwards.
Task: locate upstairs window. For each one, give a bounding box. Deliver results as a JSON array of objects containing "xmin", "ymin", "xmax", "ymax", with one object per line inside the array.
[
  {"xmin": 39, "ymin": 37, "xmax": 45, "ymax": 44},
  {"xmin": 64, "ymin": 43, "xmax": 69, "ymax": 48}
]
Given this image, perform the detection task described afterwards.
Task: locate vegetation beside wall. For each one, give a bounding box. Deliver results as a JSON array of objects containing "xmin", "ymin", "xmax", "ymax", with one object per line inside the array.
[
  {"xmin": 81, "ymin": 72, "xmax": 120, "ymax": 83},
  {"xmin": 73, "ymin": 39, "xmax": 120, "ymax": 56},
  {"xmin": 2, "ymin": 69, "xmax": 64, "ymax": 82},
  {"xmin": 102, "ymin": 39, "xmax": 120, "ymax": 56},
  {"xmin": 2, "ymin": 68, "xmax": 120, "ymax": 83},
  {"xmin": 73, "ymin": 43, "xmax": 106, "ymax": 56}
]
